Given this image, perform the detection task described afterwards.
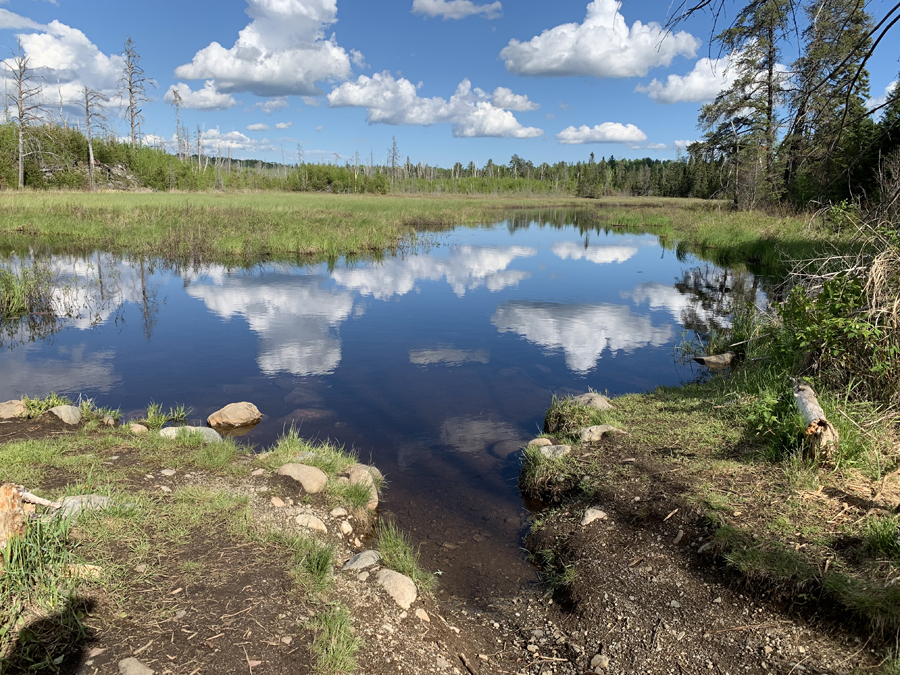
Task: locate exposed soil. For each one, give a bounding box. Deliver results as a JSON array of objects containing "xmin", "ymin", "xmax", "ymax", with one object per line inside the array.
[{"xmin": 1, "ymin": 418, "xmax": 888, "ymax": 675}]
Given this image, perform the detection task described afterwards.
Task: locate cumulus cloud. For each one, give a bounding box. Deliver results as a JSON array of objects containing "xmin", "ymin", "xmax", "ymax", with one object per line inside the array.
[
  {"xmin": 499, "ymin": 0, "xmax": 698, "ymax": 79},
  {"xmin": 492, "ymin": 301, "xmax": 673, "ymax": 374},
  {"xmin": 3, "ymin": 20, "xmax": 125, "ymax": 108},
  {"xmin": 328, "ymin": 73, "xmax": 543, "ymax": 138},
  {"xmin": 255, "ymin": 96, "xmax": 290, "ymax": 113},
  {"xmin": 174, "ymin": 0, "xmax": 357, "ymax": 97},
  {"xmin": 868, "ymin": 81, "xmax": 898, "ymax": 112},
  {"xmin": 635, "ymin": 55, "xmax": 736, "ymax": 104},
  {"xmin": 275, "ymin": 121, "xmax": 293, "ymax": 129},
  {"xmin": 556, "ymin": 122, "xmax": 647, "ymax": 144},
  {"xmin": 551, "ymin": 241, "xmax": 638, "ymax": 264},
  {"xmin": 491, "ymin": 86, "xmax": 540, "ymax": 111},
  {"xmin": 412, "ymin": 0, "xmax": 502, "ymax": 20},
  {"xmin": 331, "ymin": 245, "xmax": 536, "ymax": 299},
  {"xmin": 247, "ymin": 123, "xmax": 271, "ymax": 131},
  {"xmin": 301, "ymin": 95, "xmax": 321, "ymax": 107},
  {"xmin": 674, "ymin": 139, "xmax": 695, "ymax": 149},
  {"xmin": 0, "ymin": 9, "xmax": 45, "ymax": 30},
  {"xmin": 201, "ymin": 128, "xmax": 276, "ymax": 153},
  {"xmin": 165, "ymin": 81, "xmax": 237, "ymax": 110}
]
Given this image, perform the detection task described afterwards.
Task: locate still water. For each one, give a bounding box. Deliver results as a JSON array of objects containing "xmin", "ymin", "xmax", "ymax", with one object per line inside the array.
[{"xmin": 0, "ymin": 218, "xmax": 763, "ymax": 599}]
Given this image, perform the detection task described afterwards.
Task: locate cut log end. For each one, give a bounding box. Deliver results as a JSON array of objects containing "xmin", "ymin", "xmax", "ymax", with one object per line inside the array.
[
  {"xmin": 793, "ymin": 381, "xmax": 839, "ymax": 461},
  {"xmin": 0, "ymin": 483, "xmax": 27, "ymax": 553}
]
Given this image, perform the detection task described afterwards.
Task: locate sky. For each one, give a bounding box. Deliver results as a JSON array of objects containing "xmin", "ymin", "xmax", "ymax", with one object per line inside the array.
[{"xmin": 0, "ymin": 0, "xmax": 897, "ymax": 167}]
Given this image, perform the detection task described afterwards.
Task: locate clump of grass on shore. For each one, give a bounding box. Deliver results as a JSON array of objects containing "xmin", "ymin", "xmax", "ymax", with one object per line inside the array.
[
  {"xmin": 308, "ymin": 606, "xmax": 361, "ymax": 675},
  {"xmin": 377, "ymin": 523, "xmax": 435, "ymax": 593}
]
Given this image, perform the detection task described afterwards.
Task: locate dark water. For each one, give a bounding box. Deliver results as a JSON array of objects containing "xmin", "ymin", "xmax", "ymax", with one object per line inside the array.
[{"xmin": 0, "ymin": 219, "xmax": 764, "ymax": 600}]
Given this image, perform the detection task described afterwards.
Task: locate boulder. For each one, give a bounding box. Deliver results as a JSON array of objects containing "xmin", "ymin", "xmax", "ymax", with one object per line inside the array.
[
  {"xmin": 365, "ymin": 487, "xmax": 379, "ymax": 511},
  {"xmin": 159, "ymin": 426, "xmax": 222, "ymax": 444},
  {"xmin": 207, "ymin": 402, "xmax": 262, "ymax": 428},
  {"xmin": 489, "ymin": 439, "xmax": 525, "ymax": 460},
  {"xmin": 0, "ymin": 400, "xmax": 25, "ymax": 419},
  {"xmin": 579, "ymin": 425, "xmax": 624, "ymax": 443},
  {"xmin": 101, "ymin": 415, "xmax": 117, "ymax": 427},
  {"xmin": 278, "ymin": 463, "xmax": 328, "ymax": 494},
  {"xmin": 693, "ymin": 352, "xmax": 735, "ymax": 370},
  {"xmin": 295, "ymin": 514, "xmax": 327, "ymax": 533},
  {"xmin": 580, "ymin": 507, "xmax": 608, "ymax": 526},
  {"xmin": 376, "ymin": 568, "xmax": 417, "ymax": 609},
  {"xmin": 58, "ymin": 494, "xmax": 112, "ymax": 518},
  {"xmin": 342, "ymin": 550, "xmax": 382, "ymax": 571},
  {"xmin": 118, "ymin": 658, "xmax": 154, "ymax": 675},
  {"xmin": 527, "ymin": 437, "xmax": 553, "ymax": 448},
  {"xmin": 573, "ymin": 392, "xmax": 613, "ymax": 411},
  {"xmin": 49, "ymin": 405, "xmax": 81, "ymax": 425},
  {"xmin": 129, "ymin": 423, "xmax": 149, "ymax": 436},
  {"xmin": 540, "ymin": 445, "xmax": 571, "ymax": 459},
  {"xmin": 346, "ymin": 464, "xmax": 374, "ymax": 488}
]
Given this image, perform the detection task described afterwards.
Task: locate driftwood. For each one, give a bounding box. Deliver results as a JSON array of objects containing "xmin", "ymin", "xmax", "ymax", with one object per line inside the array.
[
  {"xmin": 0, "ymin": 484, "xmax": 61, "ymax": 551},
  {"xmin": 693, "ymin": 352, "xmax": 735, "ymax": 369},
  {"xmin": 792, "ymin": 380, "xmax": 839, "ymax": 461}
]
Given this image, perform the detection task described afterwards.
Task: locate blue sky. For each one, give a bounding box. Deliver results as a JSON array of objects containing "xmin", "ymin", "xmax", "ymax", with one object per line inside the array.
[{"xmin": 1, "ymin": 0, "xmax": 897, "ymax": 167}]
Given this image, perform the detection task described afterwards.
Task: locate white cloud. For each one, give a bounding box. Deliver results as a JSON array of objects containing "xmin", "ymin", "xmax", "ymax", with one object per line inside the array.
[
  {"xmin": 635, "ymin": 55, "xmax": 736, "ymax": 104},
  {"xmin": 328, "ymin": 73, "xmax": 543, "ymax": 138},
  {"xmin": 301, "ymin": 95, "xmax": 321, "ymax": 107},
  {"xmin": 491, "ymin": 86, "xmax": 539, "ymax": 111},
  {"xmin": 165, "ymin": 81, "xmax": 237, "ymax": 110},
  {"xmin": 0, "ymin": 8, "xmax": 44, "ymax": 30},
  {"xmin": 174, "ymin": 0, "xmax": 358, "ymax": 97},
  {"xmin": 868, "ymin": 80, "xmax": 898, "ymax": 112},
  {"xmin": 556, "ymin": 122, "xmax": 646, "ymax": 144},
  {"xmin": 247, "ymin": 123, "xmax": 271, "ymax": 131},
  {"xmin": 412, "ymin": 0, "xmax": 502, "ymax": 20},
  {"xmin": 499, "ymin": 0, "xmax": 699, "ymax": 79},
  {"xmin": 275, "ymin": 121, "xmax": 293, "ymax": 129},
  {"xmin": 551, "ymin": 241, "xmax": 638, "ymax": 264},
  {"xmin": 674, "ymin": 139, "xmax": 695, "ymax": 149},
  {"xmin": 201, "ymin": 128, "xmax": 275, "ymax": 153},
  {"xmin": 492, "ymin": 301, "xmax": 673, "ymax": 374},
  {"xmin": 331, "ymin": 245, "xmax": 536, "ymax": 299},
  {"xmin": 185, "ymin": 270, "xmax": 355, "ymax": 376},
  {"xmin": 255, "ymin": 96, "xmax": 290, "ymax": 113}
]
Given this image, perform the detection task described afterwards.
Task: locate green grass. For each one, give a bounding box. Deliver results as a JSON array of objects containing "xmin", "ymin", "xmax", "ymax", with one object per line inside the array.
[
  {"xmin": 543, "ymin": 394, "xmax": 614, "ymax": 440},
  {"xmin": 21, "ymin": 392, "xmax": 72, "ymax": 418},
  {"xmin": 308, "ymin": 606, "xmax": 361, "ymax": 675},
  {"xmin": 265, "ymin": 531, "xmax": 336, "ymax": 597},
  {"xmin": 0, "ymin": 263, "xmax": 56, "ymax": 317},
  {"xmin": 138, "ymin": 402, "xmax": 189, "ymax": 430},
  {"xmin": 376, "ymin": 523, "xmax": 435, "ymax": 593}
]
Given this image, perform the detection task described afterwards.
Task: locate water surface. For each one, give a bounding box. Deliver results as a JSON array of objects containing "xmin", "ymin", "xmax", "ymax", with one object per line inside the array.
[{"xmin": 0, "ymin": 218, "xmax": 764, "ymax": 599}]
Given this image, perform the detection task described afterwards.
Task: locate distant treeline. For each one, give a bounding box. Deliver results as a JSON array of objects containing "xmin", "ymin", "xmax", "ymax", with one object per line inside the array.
[{"xmin": 0, "ymin": 120, "xmax": 732, "ymax": 199}]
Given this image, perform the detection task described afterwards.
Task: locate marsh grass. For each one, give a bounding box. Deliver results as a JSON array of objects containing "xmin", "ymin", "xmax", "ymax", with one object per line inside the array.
[
  {"xmin": 308, "ymin": 606, "xmax": 361, "ymax": 675},
  {"xmin": 377, "ymin": 523, "xmax": 435, "ymax": 593},
  {"xmin": 139, "ymin": 402, "xmax": 189, "ymax": 430},
  {"xmin": 21, "ymin": 392, "xmax": 72, "ymax": 418},
  {"xmin": 0, "ymin": 263, "xmax": 55, "ymax": 317}
]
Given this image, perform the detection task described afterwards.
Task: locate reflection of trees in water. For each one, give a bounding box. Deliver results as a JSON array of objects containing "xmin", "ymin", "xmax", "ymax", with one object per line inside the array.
[
  {"xmin": 0, "ymin": 253, "xmax": 166, "ymax": 348},
  {"xmin": 675, "ymin": 264, "xmax": 762, "ymax": 336}
]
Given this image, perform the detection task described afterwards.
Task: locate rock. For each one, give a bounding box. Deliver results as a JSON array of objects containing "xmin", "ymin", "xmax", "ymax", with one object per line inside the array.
[
  {"xmin": 295, "ymin": 514, "xmax": 327, "ymax": 533},
  {"xmin": 207, "ymin": 402, "xmax": 262, "ymax": 428},
  {"xmin": 358, "ymin": 571, "xmax": 370, "ymax": 581},
  {"xmin": 159, "ymin": 426, "xmax": 222, "ymax": 444},
  {"xmin": 282, "ymin": 408, "xmax": 336, "ymax": 425},
  {"xmin": 270, "ymin": 496, "xmax": 285, "ymax": 508},
  {"xmin": 580, "ymin": 425, "xmax": 623, "ymax": 443},
  {"xmin": 670, "ymin": 600, "xmax": 682, "ymax": 608},
  {"xmin": 436, "ymin": 656, "xmax": 451, "ymax": 670},
  {"xmin": 591, "ymin": 654, "xmax": 610, "ymax": 670},
  {"xmin": 340, "ymin": 521, "xmax": 353, "ymax": 535},
  {"xmin": 376, "ymin": 569, "xmax": 417, "ymax": 609},
  {"xmin": 330, "ymin": 507, "xmax": 348, "ymax": 517},
  {"xmin": 365, "ymin": 465, "xmax": 384, "ymax": 483},
  {"xmin": 129, "ymin": 423, "xmax": 149, "ymax": 436},
  {"xmin": 160, "ymin": 469, "xmax": 176, "ymax": 477},
  {"xmin": 346, "ymin": 464, "xmax": 375, "ymax": 487},
  {"xmin": 539, "ymin": 445, "xmax": 571, "ymax": 459},
  {"xmin": 573, "ymin": 392, "xmax": 614, "ymax": 411},
  {"xmin": 0, "ymin": 400, "xmax": 25, "ymax": 419},
  {"xmin": 101, "ymin": 415, "xmax": 117, "ymax": 427},
  {"xmin": 490, "ymin": 439, "xmax": 525, "ymax": 460},
  {"xmin": 277, "ymin": 463, "xmax": 328, "ymax": 494},
  {"xmin": 342, "ymin": 550, "xmax": 382, "ymax": 571},
  {"xmin": 527, "ymin": 437, "xmax": 553, "ymax": 448},
  {"xmin": 416, "ymin": 608, "xmax": 430, "ymax": 622},
  {"xmin": 49, "ymin": 405, "xmax": 81, "ymax": 425},
  {"xmin": 580, "ymin": 507, "xmax": 608, "ymax": 526},
  {"xmin": 58, "ymin": 494, "xmax": 112, "ymax": 518},
  {"xmin": 366, "ymin": 486, "xmax": 379, "ymax": 511},
  {"xmin": 118, "ymin": 657, "xmax": 154, "ymax": 675},
  {"xmin": 693, "ymin": 352, "xmax": 735, "ymax": 370},
  {"xmin": 251, "ymin": 468, "xmax": 265, "ymax": 476}
]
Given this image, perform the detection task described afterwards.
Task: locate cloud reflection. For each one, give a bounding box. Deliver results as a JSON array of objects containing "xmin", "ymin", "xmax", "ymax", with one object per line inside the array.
[
  {"xmin": 551, "ymin": 241, "xmax": 638, "ymax": 264},
  {"xmin": 0, "ymin": 345, "xmax": 120, "ymax": 398},
  {"xmin": 331, "ymin": 245, "xmax": 536, "ymax": 299},
  {"xmin": 491, "ymin": 301, "xmax": 673, "ymax": 373},
  {"xmin": 409, "ymin": 347, "xmax": 490, "ymax": 367}
]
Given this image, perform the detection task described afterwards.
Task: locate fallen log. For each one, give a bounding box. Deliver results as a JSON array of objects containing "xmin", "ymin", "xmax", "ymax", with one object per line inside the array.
[
  {"xmin": 0, "ymin": 483, "xmax": 27, "ymax": 551},
  {"xmin": 793, "ymin": 380, "xmax": 839, "ymax": 461},
  {"xmin": 693, "ymin": 352, "xmax": 736, "ymax": 370}
]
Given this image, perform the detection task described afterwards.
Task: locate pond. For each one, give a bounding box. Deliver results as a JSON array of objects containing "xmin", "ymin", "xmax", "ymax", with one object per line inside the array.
[{"xmin": 0, "ymin": 215, "xmax": 765, "ymax": 600}]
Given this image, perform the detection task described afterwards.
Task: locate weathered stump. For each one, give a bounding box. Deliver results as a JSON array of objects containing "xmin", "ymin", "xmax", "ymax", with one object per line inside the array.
[
  {"xmin": 793, "ymin": 380, "xmax": 839, "ymax": 461},
  {"xmin": 0, "ymin": 483, "xmax": 26, "ymax": 553}
]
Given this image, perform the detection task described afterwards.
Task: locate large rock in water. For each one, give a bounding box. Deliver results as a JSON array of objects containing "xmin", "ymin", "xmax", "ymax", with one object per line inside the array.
[
  {"xmin": 573, "ymin": 392, "xmax": 613, "ymax": 411},
  {"xmin": 159, "ymin": 426, "xmax": 222, "ymax": 444},
  {"xmin": 278, "ymin": 463, "xmax": 328, "ymax": 494},
  {"xmin": 376, "ymin": 569, "xmax": 417, "ymax": 609},
  {"xmin": 0, "ymin": 400, "xmax": 25, "ymax": 419},
  {"xmin": 49, "ymin": 405, "xmax": 82, "ymax": 425},
  {"xmin": 207, "ymin": 402, "xmax": 262, "ymax": 428}
]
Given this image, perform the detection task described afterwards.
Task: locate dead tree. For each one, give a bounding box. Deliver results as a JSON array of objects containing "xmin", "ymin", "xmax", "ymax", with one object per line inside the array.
[
  {"xmin": 5, "ymin": 41, "xmax": 43, "ymax": 189},
  {"xmin": 118, "ymin": 37, "xmax": 155, "ymax": 149},
  {"xmin": 793, "ymin": 379, "xmax": 839, "ymax": 461},
  {"xmin": 83, "ymin": 87, "xmax": 108, "ymax": 191}
]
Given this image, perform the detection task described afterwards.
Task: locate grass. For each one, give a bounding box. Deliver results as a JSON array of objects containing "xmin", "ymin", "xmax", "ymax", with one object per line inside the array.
[
  {"xmin": 308, "ymin": 606, "xmax": 361, "ymax": 675},
  {"xmin": 138, "ymin": 402, "xmax": 189, "ymax": 430},
  {"xmin": 0, "ymin": 262, "xmax": 55, "ymax": 317},
  {"xmin": 265, "ymin": 531, "xmax": 336, "ymax": 597},
  {"xmin": 376, "ymin": 523, "xmax": 435, "ymax": 593},
  {"xmin": 21, "ymin": 392, "xmax": 72, "ymax": 418},
  {"xmin": 543, "ymin": 394, "xmax": 616, "ymax": 440}
]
